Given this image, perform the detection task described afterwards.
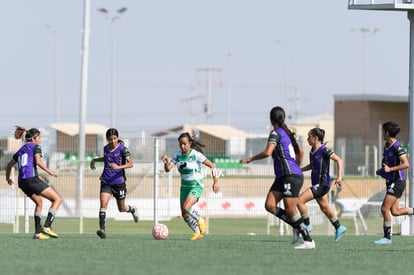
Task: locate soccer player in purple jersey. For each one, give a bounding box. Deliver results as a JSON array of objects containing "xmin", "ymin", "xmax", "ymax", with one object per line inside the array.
[
  {"xmin": 90, "ymin": 128, "xmax": 139, "ymax": 239},
  {"xmin": 5, "ymin": 126, "xmax": 62, "ymax": 240},
  {"xmin": 240, "ymin": 106, "xmax": 315, "ymax": 249},
  {"xmin": 374, "ymin": 121, "xmax": 414, "ymax": 244},
  {"xmin": 292, "ymin": 128, "xmax": 346, "ymax": 244}
]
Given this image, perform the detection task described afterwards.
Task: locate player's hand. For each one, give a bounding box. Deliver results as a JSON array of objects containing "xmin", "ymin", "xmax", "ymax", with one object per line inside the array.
[
  {"xmin": 383, "ymin": 164, "xmax": 391, "ymax": 173},
  {"xmin": 334, "ymin": 178, "xmax": 343, "ymax": 187},
  {"xmin": 240, "ymin": 158, "xmax": 250, "ymax": 164},
  {"xmin": 212, "ymin": 181, "xmax": 220, "ymax": 193},
  {"xmin": 6, "ymin": 178, "xmax": 13, "ymax": 185},
  {"xmin": 161, "ymin": 154, "xmax": 169, "ymax": 164},
  {"xmin": 49, "ymin": 171, "xmax": 58, "ymax": 177},
  {"xmin": 90, "ymin": 160, "xmax": 96, "ymax": 170}
]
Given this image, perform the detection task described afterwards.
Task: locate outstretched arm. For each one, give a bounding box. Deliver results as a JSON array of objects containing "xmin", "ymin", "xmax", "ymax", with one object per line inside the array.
[{"xmin": 240, "ymin": 142, "xmax": 275, "ymax": 164}]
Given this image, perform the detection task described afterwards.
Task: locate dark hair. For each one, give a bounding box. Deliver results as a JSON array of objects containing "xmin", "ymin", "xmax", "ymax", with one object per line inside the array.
[
  {"xmin": 309, "ymin": 128, "xmax": 325, "ymax": 143},
  {"xmin": 270, "ymin": 106, "xmax": 300, "ymax": 155},
  {"xmin": 382, "ymin": 121, "xmax": 400, "ymax": 138},
  {"xmin": 106, "ymin": 128, "xmax": 119, "ymax": 140},
  {"xmin": 14, "ymin": 126, "xmax": 40, "ymax": 142},
  {"xmin": 178, "ymin": 132, "xmax": 205, "ymax": 153}
]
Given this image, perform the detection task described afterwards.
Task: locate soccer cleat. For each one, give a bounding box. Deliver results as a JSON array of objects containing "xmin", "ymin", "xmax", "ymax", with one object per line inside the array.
[
  {"xmin": 96, "ymin": 229, "xmax": 106, "ymax": 239},
  {"xmin": 131, "ymin": 206, "xmax": 139, "ymax": 223},
  {"xmin": 42, "ymin": 227, "xmax": 58, "ymax": 238},
  {"xmin": 198, "ymin": 218, "xmax": 206, "ymax": 235},
  {"xmin": 306, "ymin": 224, "xmax": 313, "ymax": 232},
  {"xmin": 295, "ymin": 240, "xmax": 316, "ymax": 250},
  {"xmin": 334, "ymin": 225, "xmax": 347, "ymax": 242},
  {"xmin": 189, "ymin": 233, "xmax": 204, "ymax": 241},
  {"xmin": 374, "ymin": 237, "xmax": 392, "ymax": 245},
  {"xmin": 33, "ymin": 233, "xmax": 50, "ymax": 240},
  {"xmin": 291, "ymin": 228, "xmax": 301, "ymax": 244}
]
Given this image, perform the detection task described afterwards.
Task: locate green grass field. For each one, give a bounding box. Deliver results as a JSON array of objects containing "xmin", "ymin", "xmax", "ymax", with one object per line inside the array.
[{"xmin": 0, "ymin": 218, "xmax": 413, "ymax": 275}]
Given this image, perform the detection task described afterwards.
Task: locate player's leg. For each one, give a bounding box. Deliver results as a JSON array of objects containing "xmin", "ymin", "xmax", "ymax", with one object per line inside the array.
[
  {"xmin": 298, "ymin": 188, "xmax": 314, "ymax": 231},
  {"xmin": 40, "ymin": 186, "xmax": 62, "ymax": 238},
  {"xmin": 115, "ymin": 183, "xmax": 139, "ymax": 223},
  {"xmin": 375, "ymin": 194, "xmax": 395, "ymax": 244},
  {"xmin": 316, "ymin": 195, "xmax": 346, "ymax": 242},
  {"xmin": 30, "ymin": 194, "xmax": 49, "ymax": 240},
  {"xmin": 180, "ymin": 186, "xmax": 203, "ymax": 240},
  {"xmin": 264, "ymin": 180, "xmax": 292, "ymax": 225},
  {"xmin": 97, "ymin": 186, "xmax": 111, "ymax": 239},
  {"xmin": 390, "ymin": 198, "xmax": 414, "ymax": 216}
]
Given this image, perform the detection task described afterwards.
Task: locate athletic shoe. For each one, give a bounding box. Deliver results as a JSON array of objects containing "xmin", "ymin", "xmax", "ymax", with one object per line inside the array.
[
  {"xmin": 374, "ymin": 237, "xmax": 392, "ymax": 245},
  {"xmin": 291, "ymin": 228, "xmax": 301, "ymax": 244},
  {"xmin": 131, "ymin": 206, "xmax": 139, "ymax": 223},
  {"xmin": 33, "ymin": 233, "xmax": 50, "ymax": 240},
  {"xmin": 42, "ymin": 227, "xmax": 58, "ymax": 238},
  {"xmin": 306, "ymin": 224, "xmax": 313, "ymax": 232},
  {"xmin": 189, "ymin": 233, "xmax": 204, "ymax": 241},
  {"xmin": 96, "ymin": 229, "xmax": 106, "ymax": 239},
  {"xmin": 198, "ymin": 218, "xmax": 206, "ymax": 235},
  {"xmin": 334, "ymin": 225, "xmax": 347, "ymax": 242},
  {"xmin": 294, "ymin": 240, "xmax": 316, "ymax": 250}
]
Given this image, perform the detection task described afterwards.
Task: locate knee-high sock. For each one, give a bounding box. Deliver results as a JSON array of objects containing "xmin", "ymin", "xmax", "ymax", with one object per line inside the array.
[
  {"xmin": 184, "ymin": 217, "xmax": 200, "ymax": 233},
  {"xmin": 99, "ymin": 208, "xmax": 107, "ymax": 230}
]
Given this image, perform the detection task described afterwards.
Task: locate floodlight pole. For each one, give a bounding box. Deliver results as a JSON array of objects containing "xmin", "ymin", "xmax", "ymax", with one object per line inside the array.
[
  {"xmin": 78, "ymin": 0, "xmax": 91, "ymax": 233},
  {"xmin": 98, "ymin": 7, "xmax": 128, "ymax": 128},
  {"xmin": 408, "ymin": 11, "xmax": 414, "ymax": 234},
  {"xmin": 349, "ymin": 1, "xmax": 414, "ymax": 234}
]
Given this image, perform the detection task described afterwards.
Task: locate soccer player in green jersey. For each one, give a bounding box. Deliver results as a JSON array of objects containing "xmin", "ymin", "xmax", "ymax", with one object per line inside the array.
[{"xmin": 162, "ymin": 132, "xmax": 220, "ymax": 240}]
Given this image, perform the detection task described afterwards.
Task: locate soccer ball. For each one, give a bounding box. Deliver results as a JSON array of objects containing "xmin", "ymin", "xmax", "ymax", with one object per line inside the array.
[{"xmin": 152, "ymin": 223, "xmax": 169, "ymax": 240}]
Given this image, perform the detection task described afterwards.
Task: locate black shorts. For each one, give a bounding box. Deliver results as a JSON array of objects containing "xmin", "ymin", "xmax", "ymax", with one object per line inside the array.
[
  {"xmin": 270, "ymin": 175, "xmax": 304, "ymax": 198},
  {"xmin": 385, "ymin": 179, "xmax": 406, "ymax": 198},
  {"xmin": 19, "ymin": 177, "xmax": 49, "ymax": 197},
  {"xmin": 100, "ymin": 182, "xmax": 127, "ymax": 200},
  {"xmin": 310, "ymin": 184, "xmax": 330, "ymax": 199}
]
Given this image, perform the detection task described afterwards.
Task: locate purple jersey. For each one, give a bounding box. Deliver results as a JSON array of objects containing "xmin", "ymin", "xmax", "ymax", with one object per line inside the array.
[
  {"xmin": 378, "ymin": 140, "xmax": 406, "ymax": 181},
  {"xmin": 99, "ymin": 142, "xmax": 131, "ymax": 185},
  {"xmin": 268, "ymin": 128, "xmax": 303, "ymax": 179},
  {"xmin": 310, "ymin": 145, "xmax": 333, "ymax": 187},
  {"xmin": 13, "ymin": 142, "xmax": 42, "ymax": 182}
]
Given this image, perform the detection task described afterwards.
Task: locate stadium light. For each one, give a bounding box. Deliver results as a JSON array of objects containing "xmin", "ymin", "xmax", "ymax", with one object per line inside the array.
[{"xmin": 98, "ymin": 7, "xmax": 128, "ymax": 128}]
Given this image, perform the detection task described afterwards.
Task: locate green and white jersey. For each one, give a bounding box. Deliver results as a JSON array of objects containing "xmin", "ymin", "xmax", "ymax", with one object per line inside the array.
[{"xmin": 171, "ymin": 149, "xmax": 207, "ymax": 187}]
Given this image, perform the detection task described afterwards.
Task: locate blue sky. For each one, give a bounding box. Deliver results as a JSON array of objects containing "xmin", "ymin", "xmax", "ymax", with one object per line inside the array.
[{"xmin": 1, "ymin": 0, "xmax": 410, "ymax": 136}]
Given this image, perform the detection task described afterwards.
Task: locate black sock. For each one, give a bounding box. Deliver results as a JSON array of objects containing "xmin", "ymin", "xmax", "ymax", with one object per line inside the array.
[
  {"xmin": 292, "ymin": 218, "xmax": 312, "ymax": 242},
  {"xmin": 34, "ymin": 214, "xmax": 42, "ymax": 234},
  {"xmin": 275, "ymin": 207, "xmax": 293, "ymax": 226},
  {"xmin": 99, "ymin": 211, "xmax": 106, "ymax": 230},
  {"xmin": 384, "ymin": 226, "xmax": 391, "ymax": 239},
  {"xmin": 332, "ymin": 220, "xmax": 340, "ymax": 230},
  {"xmin": 43, "ymin": 212, "xmax": 55, "ymax": 228}
]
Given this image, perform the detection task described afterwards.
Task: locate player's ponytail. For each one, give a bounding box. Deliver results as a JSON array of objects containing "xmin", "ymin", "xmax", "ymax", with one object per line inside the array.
[{"xmin": 14, "ymin": 126, "xmax": 26, "ymax": 140}]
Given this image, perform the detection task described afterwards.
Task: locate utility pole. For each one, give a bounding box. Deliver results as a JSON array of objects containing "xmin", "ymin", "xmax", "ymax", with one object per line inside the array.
[
  {"xmin": 351, "ymin": 28, "xmax": 379, "ymax": 95},
  {"xmin": 180, "ymin": 86, "xmax": 203, "ymax": 124},
  {"xmin": 196, "ymin": 67, "xmax": 222, "ymax": 124}
]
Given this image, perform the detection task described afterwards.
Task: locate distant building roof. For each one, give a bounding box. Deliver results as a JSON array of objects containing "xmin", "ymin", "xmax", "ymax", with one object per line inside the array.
[
  {"xmin": 334, "ymin": 94, "xmax": 408, "ymax": 102},
  {"xmin": 50, "ymin": 123, "xmax": 107, "ymax": 136},
  {"xmin": 151, "ymin": 124, "xmax": 256, "ymax": 140}
]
